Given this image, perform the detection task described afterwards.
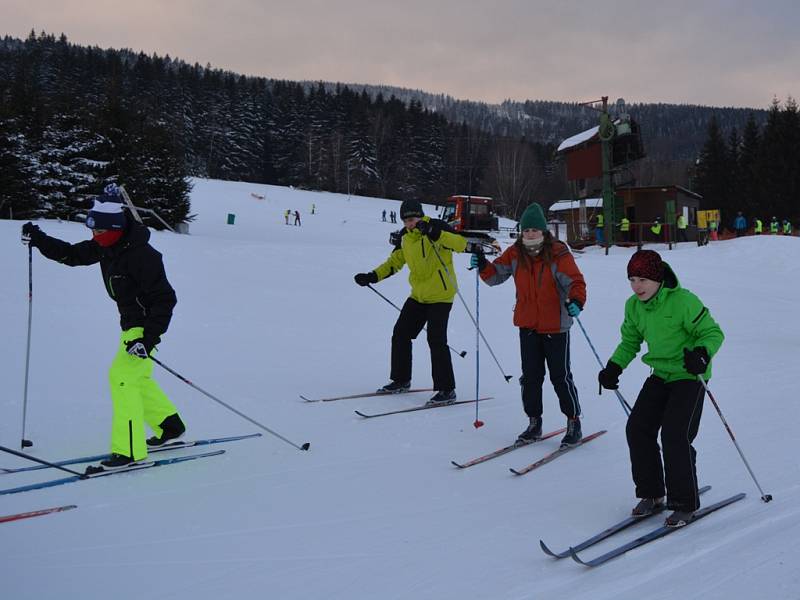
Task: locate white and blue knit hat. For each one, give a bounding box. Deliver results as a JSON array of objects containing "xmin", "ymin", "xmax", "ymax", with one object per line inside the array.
[{"xmin": 85, "ymin": 184, "xmax": 127, "ymax": 230}]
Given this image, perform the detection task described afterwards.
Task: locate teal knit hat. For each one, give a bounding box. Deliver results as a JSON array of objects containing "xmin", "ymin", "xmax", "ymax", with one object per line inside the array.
[{"xmin": 519, "ymin": 203, "xmax": 547, "ymax": 230}]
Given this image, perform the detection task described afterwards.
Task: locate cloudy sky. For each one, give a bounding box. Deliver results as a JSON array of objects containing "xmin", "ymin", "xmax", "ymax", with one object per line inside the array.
[{"xmin": 5, "ymin": 0, "xmax": 798, "ymax": 109}]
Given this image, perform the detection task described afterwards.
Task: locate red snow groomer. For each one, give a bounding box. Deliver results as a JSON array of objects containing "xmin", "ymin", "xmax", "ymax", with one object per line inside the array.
[{"xmin": 440, "ymin": 195, "xmax": 501, "ymax": 254}]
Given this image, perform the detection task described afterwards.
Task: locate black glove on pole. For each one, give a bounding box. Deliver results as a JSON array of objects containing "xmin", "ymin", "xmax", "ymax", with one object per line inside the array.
[
  {"xmin": 598, "ymin": 361, "xmax": 623, "ymax": 390},
  {"xmin": 683, "ymin": 347, "xmax": 709, "ymax": 375}
]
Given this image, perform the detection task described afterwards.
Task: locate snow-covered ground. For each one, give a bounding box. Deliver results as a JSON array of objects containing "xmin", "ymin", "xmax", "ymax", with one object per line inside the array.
[{"xmin": 1, "ymin": 178, "xmax": 798, "ymax": 599}]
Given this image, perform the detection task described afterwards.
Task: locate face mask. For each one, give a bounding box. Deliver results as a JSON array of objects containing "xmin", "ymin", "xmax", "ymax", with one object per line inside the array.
[
  {"xmin": 521, "ymin": 237, "xmax": 544, "ymax": 253},
  {"xmin": 93, "ymin": 230, "xmax": 124, "ymax": 247}
]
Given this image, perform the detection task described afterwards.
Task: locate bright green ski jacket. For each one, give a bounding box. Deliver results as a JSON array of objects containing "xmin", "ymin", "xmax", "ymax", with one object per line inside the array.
[
  {"xmin": 374, "ymin": 217, "xmax": 467, "ymax": 304},
  {"xmin": 610, "ymin": 264, "xmax": 724, "ymax": 382}
]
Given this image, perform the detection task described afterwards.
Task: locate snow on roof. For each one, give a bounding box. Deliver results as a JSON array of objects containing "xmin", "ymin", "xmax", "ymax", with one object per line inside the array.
[
  {"xmin": 556, "ymin": 125, "xmax": 599, "ymax": 153},
  {"xmin": 548, "ymin": 197, "xmax": 602, "ymax": 212}
]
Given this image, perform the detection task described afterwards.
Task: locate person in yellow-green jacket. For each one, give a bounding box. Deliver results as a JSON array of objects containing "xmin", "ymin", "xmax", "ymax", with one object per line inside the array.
[
  {"xmin": 598, "ymin": 250, "xmax": 724, "ymax": 528},
  {"xmin": 20, "ymin": 185, "xmax": 185, "ymax": 475},
  {"xmin": 354, "ymin": 199, "xmax": 468, "ymax": 406}
]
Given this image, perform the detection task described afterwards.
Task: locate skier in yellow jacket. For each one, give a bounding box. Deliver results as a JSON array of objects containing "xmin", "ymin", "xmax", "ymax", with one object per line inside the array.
[{"xmin": 354, "ymin": 199, "xmax": 468, "ymax": 405}]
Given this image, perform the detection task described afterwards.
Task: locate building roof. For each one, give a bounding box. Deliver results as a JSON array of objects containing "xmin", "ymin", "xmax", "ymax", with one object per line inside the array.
[
  {"xmin": 548, "ymin": 197, "xmax": 603, "ymax": 213},
  {"xmin": 556, "ymin": 126, "xmax": 600, "ymax": 153}
]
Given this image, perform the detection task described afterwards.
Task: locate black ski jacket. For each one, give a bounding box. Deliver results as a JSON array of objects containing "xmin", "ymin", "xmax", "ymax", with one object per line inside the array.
[{"xmin": 30, "ymin": 222, "xmax": 177, "ymax": 342}]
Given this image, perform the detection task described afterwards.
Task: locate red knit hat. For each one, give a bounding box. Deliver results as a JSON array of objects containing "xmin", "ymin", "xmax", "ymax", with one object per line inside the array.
[{"xmin": 627, "ymin": 250, "xmax": 664, "ymax": 282}]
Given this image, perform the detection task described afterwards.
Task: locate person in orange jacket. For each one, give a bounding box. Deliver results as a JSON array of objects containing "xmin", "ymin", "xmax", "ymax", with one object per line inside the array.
[{"xmin": 473, "ymin": 202, "xmax": 587, "ymax": 447}]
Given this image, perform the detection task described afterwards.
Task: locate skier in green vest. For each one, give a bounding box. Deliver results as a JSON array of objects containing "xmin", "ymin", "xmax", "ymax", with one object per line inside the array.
[
  {"xmin": 619, "ymin": 217, "xmax": 631, "ymax": 243},
  {"xmin": 676, "ymin": 214, "xmax": 688, "ymax": 243},
  {"xmin": 595, "ymin": 212, "xmax": 605, "ymax": 245},
  {"xmin": 650, "ymin": 217, "xmax": 662, "ymax": 240}
]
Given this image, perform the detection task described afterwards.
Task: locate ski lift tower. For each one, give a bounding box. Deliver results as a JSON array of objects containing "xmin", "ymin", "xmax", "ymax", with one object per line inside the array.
[{"xmin": 556, "ymin": 96, "xmax": 645, "ymax": 253}]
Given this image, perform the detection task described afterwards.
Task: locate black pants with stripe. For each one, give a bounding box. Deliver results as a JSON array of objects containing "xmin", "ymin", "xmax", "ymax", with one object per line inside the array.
[
  {"xmin": 519, "ymin": 329, "xmax": 581, "ymax": 420},
  {"xmin": 626, "ymin": 376, "xmax": 705, "ymax": 511},
  {"xmin": 391, "ymin": 298, "xmax": 455, "ymax": 391}
]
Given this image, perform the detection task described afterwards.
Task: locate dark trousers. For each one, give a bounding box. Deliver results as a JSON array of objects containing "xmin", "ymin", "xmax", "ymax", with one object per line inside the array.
[
  {"xmin": 391, "ymin": 298, "xmax": 455, "ymax": 391},
  {"xmin": 626, "ymin": 376, "xmax": 705, "ymax": 511},
  {"xmin": 519, "ymin": 329, "xmax": 581, "ymax": 420},
  {"xmin": 678, "ymin": 228, "xmax": 688, "ymax": 242}
]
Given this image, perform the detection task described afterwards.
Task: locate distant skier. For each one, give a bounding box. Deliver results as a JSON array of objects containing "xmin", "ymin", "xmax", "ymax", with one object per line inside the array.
[
  {"xmin": 472, "ymin": 202, "xmax": 586, "ymax": 448},
  {"xmin": 284, "ymin": 209, "xmax": 290, "ymax": 225},
  {"xmin": 294, "ymin": 210, "xmax": 301, "ymax": 226},
  {"xmin": 382, "ymin": 209, "xmax": 387, "ymax": 222},
  {"xmin": 20, "ymin": 184, "xmax": 186, "ymax": 474},
  {"xmin": 733, "ymin": 212, "xmax": 747, "ymax": 237},
  {"xmin": 354, "ymin": 200, "xmax": 468, "ymax": 406},
  {"xmin": 311, "ymin": 203, "xmax": 316, "ymax": 215},
  {"xmin": 598, "ymin": 250, "xmax": 724, "ymax": 528}
]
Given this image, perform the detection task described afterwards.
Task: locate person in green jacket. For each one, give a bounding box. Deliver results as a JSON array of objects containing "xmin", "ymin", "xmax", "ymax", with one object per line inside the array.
[
  {"xmin": 354, "ymin": 199, "xmax": 468, "ymax": 406},
  {"xmin": 598, "ymin": 250, "xmax": 724, "ymax": 528}
]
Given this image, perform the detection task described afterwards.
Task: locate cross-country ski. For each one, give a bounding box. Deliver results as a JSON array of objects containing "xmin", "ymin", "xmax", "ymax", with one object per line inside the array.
[
  {"xmin": 509, "ymin": 430, "xmax": 607, "ymax": 475},
  {"xmin": 0, "ymin": 450, "xmax": 225, "ymax": 496},
  {"xmin": 0, "ymin": 433, "xmax": 261, "ymax": 475},
  {"xmin": 451, "ymin": 428, "xmax": 566, "ymax": 469},
  {"xmin": 355, "ymin": 397, "xmax": 494, "ymax": 419},
  {"xmin": 0, "ymin": 505, "xmax": 77, "ymax": 524},
  {"xmin": 300, "ymin": 388, "xmax": 434, "ymax": 403},
  {"xmin": 569, "ymin": 493, "xmax": 746, "ymax": 567},
  {"xmin": 539, "ymin": 485, "xmax": 712, "ymax": 558}
]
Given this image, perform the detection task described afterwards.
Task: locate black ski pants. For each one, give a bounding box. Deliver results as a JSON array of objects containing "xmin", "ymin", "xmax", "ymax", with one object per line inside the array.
[
  {"xmin": 390, "ymin": 298, "xmax": 455, "ymax": 391},
  {"xmin": 626, "ymin": 376, "xmax": 705, "ymax": 512},
  {"xmin": 519, "ymin": 329, "xmax": 581, "ymax": 420}
]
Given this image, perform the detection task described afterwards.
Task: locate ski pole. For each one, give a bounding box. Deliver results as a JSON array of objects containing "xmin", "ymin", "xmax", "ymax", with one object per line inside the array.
[
  {"xmin": 573, "ymin": 316, "xmax": 632, "ymax": 416},
  {"xmin": 0, "ymin": 444, "xmax": 87, "ymax": 478},
  {"xmin": 698, "ymin": 376, "xmax": 772, "ymax": 502},
  {"xmin": 429, "ymin": 242, "xmax": 512, "ymax": 382},
  {"xmin": 473, "ymin": 267, "xmax": 484, "ymax": 428},
  {"xmin": 365, "ymin": 284, "xmax": 468, "ymax": 358},
  {"xmin": 150, "ymin": 357, "xmax": 311, "ymax": 452},
  {"xmin": 20, "ymin": 244, "xmax": 34, "ymax": 449}
]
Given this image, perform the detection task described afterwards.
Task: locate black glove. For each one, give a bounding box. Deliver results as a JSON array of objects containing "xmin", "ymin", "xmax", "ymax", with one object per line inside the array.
[
  {"xmin": 354, "ymin": 272, "xmax": 378, "ymax": 287},
  {"xmin": 598, "ymin": 361, "xmax": 623, "ymax": 390},
  {"xmin": 125, "ymin": 337, "xmax": 157, "ymax": 359},
  {"xmin": 683, "ymin": 347, "xmax": 710, "ymax": 375},
  {"xmin": 415, "ymin": 219, "xmax": 441, "ymax": 241},
  {"xmin": 21, "ymin": 222, "xmax": 42, "ymax": 247}
]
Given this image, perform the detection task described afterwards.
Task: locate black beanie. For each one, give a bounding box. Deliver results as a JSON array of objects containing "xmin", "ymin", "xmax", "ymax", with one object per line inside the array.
[{"xmin": 400, "ymin": 200, "xmax": 424, "ymax": 219}]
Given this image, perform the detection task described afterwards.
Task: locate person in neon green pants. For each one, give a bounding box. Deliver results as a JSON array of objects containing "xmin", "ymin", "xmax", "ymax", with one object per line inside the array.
[
  {"xmin": 110, "ymin": 327, "xmax": 180, "ymax": 461},
  {"xmin": 21, "ymin": 184, "xmax": 185, "ymax": 473}
]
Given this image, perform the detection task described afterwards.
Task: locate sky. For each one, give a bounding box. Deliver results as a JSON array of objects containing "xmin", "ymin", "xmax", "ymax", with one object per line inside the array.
[{"xmin": 4, "ymin": 0, "xmax": 799, "ymax": 109}]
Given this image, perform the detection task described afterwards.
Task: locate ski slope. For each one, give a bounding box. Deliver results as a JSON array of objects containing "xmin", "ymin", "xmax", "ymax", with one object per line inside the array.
[{"xmin": 1, "ymin": 178, "xmax": 798, "ymax": 599}]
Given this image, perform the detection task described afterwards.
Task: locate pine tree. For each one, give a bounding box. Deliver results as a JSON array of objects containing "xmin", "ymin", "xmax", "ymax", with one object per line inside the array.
[
  {"xmin": 692, "ymin": 115, "xmax": 730, "ymax": 212},
  {"xmin": 0, "ymin": 121, "xmax": 34, "ymax": 218},
  {"xmin": 738, "ymin": 113, "xmax": 761, "ymax": 220}
]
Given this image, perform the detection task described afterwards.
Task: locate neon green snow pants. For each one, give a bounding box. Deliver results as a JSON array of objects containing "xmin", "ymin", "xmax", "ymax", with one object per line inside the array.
[{"xmin": 109, "ymin": 327, "xmax": 178, "ymax": 460}]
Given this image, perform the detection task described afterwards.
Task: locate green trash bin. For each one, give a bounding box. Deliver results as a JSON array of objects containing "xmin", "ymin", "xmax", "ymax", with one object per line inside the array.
[{"xmin": 227, "ymin": 213, "xmax": 236, "ymax": 225}]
